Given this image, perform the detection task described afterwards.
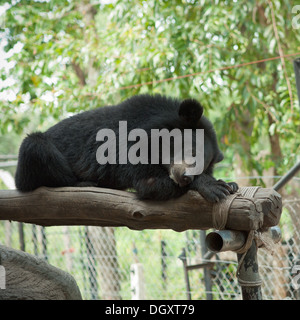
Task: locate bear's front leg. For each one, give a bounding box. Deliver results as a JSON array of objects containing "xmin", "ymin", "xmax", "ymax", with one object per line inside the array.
[
  {"xmin": 190, "ymin": 174, "xmax": 238, "ymax": 203},
  {"xmin": 134, "ymin": 176, "xmax": 189, "ymax": 201}
]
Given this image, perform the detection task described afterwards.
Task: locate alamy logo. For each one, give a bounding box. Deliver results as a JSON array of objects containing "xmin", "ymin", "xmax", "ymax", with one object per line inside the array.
[{"xmin": 95, "ymin": 121, "xmax": 204, "ymax": 176}]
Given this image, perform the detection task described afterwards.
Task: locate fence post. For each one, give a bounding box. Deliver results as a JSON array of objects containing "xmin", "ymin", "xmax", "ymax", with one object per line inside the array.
[
  {"xmin": 130, "ymin": 263, "xmax": 146, "ymax": 300},
  {"xmin": 178, "ymin": 248, "xmax": 192, "ymax": 300},
  {"xmin": 200, "ymin": 230, "xmax": 213, "ymax": 300}
]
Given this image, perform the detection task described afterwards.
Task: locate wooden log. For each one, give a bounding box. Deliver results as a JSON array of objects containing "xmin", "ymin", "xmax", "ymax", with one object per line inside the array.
[
  {"xmin": 0, "ymin": 186, "xmax": 282, "ymax": 232},
  {"xmin": 0, "ymin": 244, "xmax": 82, "ymax": 300}
]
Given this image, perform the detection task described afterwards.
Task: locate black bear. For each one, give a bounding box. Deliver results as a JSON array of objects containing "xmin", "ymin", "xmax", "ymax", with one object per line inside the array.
[{"xmin": 15, "ymin": 94, "xmax": 238, "ymax": 202}]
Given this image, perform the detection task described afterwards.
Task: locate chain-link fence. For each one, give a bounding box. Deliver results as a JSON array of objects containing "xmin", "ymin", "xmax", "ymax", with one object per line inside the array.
[{"xmin": 0, "ymin": 177, "xmax": 299, "ymax": 300}]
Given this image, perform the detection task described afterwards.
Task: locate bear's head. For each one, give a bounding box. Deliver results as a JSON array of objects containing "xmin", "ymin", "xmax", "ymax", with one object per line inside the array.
[{"xmin": 166, "ymin": 98, "xmax": 224, "ymax": 187}]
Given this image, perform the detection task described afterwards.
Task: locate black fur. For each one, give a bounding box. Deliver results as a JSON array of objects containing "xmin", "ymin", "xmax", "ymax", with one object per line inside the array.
[{"xmin": 15, "ymin": 94, "xmax": 238, "ymax": 202}]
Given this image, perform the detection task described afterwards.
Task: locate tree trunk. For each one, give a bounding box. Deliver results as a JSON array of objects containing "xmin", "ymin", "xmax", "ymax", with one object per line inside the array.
[{"xmin": 233, "ymin": 108, "xmax": 254, "ymax": 187}]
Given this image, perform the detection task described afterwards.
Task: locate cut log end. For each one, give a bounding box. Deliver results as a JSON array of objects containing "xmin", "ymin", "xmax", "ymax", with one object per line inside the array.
[{"xmin": 254, "ymin": 188, "xmax": 282, "ymax": 228}]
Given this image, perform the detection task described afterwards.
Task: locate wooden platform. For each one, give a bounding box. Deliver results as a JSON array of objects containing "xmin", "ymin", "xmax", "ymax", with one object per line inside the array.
[{"xmin": 0, "ymin": 186, "xmax": 282, "ymax": 231}]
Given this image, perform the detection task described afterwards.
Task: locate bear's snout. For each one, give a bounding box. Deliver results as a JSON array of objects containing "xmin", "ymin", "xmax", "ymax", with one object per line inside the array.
[
  {"xmin": 179, "ymin": 173, "xmax": 194, "ymax": 187},
  {"xmin": 169, "ymin": 165, "xmax": 194, "ymax": 187}
]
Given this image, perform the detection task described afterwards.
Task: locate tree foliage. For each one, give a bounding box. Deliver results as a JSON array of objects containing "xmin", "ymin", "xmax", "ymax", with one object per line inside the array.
[{"xmin": 1, "ymin": 0, "xmax": 300, "ymax": 179}]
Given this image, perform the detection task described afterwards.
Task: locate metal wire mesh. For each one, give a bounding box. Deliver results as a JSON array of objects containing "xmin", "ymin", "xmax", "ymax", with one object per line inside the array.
[{"xmin": 0, "ymin": 178, "xmax": 299, "ymax": 300}]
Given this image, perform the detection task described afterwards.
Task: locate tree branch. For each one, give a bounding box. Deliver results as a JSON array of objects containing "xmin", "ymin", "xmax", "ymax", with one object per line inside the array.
[
  {"xmin": 267, "ymin": 0, "xmax": 294, "ymax": 113},
  {"xmin": 71, "ymin": 61, "xmax": 86, "ymax": 87}
]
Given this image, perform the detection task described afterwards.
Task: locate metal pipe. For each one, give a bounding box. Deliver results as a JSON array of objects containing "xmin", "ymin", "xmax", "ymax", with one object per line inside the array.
[
  {"xmin": 259, "ymin": 225, "xmax": 281, "ymax": 246},
  {"xmin": 269, "ymin": 225, "xmax": 282, "ymax": 242},
  {"xmin": 205, "ymin": 230, "xmax": 247, "ymax": 253},
  {"xmin": 294, "ymin": 58, "xmax": 300, "ymax": 105},
  {"xmin": 200, "ymin": 230, "xmax": 213, "ymax": 300},
  {"xmin": 273, "ymin": 161, "xmax": 300, "ymax": 191},
  {"xmin": 237, "ymin": 240, "xmax": 262, "ymax": 300},
  {"xmin": 205, "ymin": 226, "xmax": 282, "ymax": 253},
  {"xmin": 178, "ymin": 248, "xmax": 192, "ymax": 300}
]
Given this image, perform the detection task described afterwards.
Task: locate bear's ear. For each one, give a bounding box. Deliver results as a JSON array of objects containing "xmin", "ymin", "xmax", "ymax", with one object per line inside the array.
[
  {"xmin": 178, "ymin": 99, "xmax": 204, "ymax": 125},
  {"xmin": 215, "ymin": 152, "xmax": 224, "ymax": 164}
]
